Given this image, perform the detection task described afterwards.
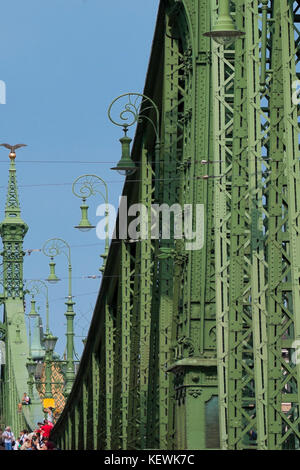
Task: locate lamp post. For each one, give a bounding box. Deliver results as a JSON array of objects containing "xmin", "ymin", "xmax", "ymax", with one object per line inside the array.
[
  {"xmin": 26, "ymin": 279, "xmax": 51, "ymax": 335},
  {"xmin": 25, "ymin": 280, "xmax": 58, "ymax": 400},
  {"xmin": 108, "ymin": 92, "xmax": 160, "ymax": 176},
  {"xmin": 42, "ymin": 238, "xmax": 75, "ymax": 396},
  {"xmin": 72, "ymin": 174, "xmax": 109, "ymax": 272},
  {"xmin": 203, "ymin": 0, "xmax": 244, "ymax": 45},
  {"xmin": 43, "ymin": 332, "xmax": 58, "ymax": 399},
  {"xmin": 26, "ymin": 313, "xmax": 35, "ymax": 399},
  {"xmin": 26, "ymin": 356, "xmax": 36, "ymax": 400},
  {"xmin": 26, "ymin": 310, "xmax": 43, "ymax": 405}
]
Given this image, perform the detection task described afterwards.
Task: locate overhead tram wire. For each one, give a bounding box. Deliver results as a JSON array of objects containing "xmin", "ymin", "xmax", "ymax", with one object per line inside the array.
[
  {"xmin": 0, "ymin": 161, "xmax": 272, "ymax": 188},
  {"xmin": 0, "ymin": 158, "xmax": 275, "ymax": 165},
  {"xmin": 0, "ymin": 175, "xmax": 230, "ymax": 191}
]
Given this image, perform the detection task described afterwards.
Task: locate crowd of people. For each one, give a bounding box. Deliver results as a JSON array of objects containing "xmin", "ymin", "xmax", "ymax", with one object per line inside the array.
[{"xmin": 0, "ymin": 419, "xmax": 57, "ymax": 451}]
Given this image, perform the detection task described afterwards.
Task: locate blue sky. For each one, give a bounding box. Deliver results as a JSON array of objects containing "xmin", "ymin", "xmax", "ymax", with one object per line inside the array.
[{"xmin": 0, "ymin": 0, "xmax": 159, "ymax": 357}]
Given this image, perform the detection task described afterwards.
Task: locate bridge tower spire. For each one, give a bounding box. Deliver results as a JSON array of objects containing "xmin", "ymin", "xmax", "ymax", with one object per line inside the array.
[
  {"xmin": 0, "ymin": 148, "xmax": 28, "ymax": 299},
  {"xmin": 0, "ymin": 145, "xmax": 44, "ymax": 434}
]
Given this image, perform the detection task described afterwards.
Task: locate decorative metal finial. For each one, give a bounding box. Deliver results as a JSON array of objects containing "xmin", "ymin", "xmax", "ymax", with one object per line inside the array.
[{"xmin": 0, "ymin": 143, "xmax": 27, "ymax": 160}]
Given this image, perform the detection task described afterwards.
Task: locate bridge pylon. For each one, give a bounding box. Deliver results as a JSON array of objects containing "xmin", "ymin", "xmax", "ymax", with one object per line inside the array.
[{"xmin": 0, "ymin": 147, "xmax": 43, "ymax": 434}]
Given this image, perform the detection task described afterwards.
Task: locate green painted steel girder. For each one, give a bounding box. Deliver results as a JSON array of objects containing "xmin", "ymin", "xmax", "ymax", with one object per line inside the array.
[{"xmin": 50, "ymin": 0, "xmax": 300, "ymax": 451}]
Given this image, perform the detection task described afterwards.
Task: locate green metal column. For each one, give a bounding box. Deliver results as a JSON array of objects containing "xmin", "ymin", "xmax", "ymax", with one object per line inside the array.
[
  {"xmin": 91, "ymin": 353, "xmax": 99, "ymax": 450},
  {"xmin": 127, "ymin": 146, "xmax": 153, "ymax": 449},
  {"xmin": 111, "ymin": 239, "xmax": 135, "ymax": 449},
  {"xmin": 211, "ymin": 0, "xmax": 233, "ymax": 449},
  {"xmin": 244, "ymin": 0, "xmax": 268, "ymax": 449},
  {"xmin": 104, "ymin": 302, "xmax": 114, "ymax": 449},
  {"xmin": 264, "ymin": 0, "xmax": 285, "ymax": 449},
  {"xmin": 156, "ymin": 11, "xmax": 178, "ymax": 449},
  {"xmin": 278, "ymin": 0, "xmax": 300, "ymax": 448},
  {"xmin": 74, "ymin": 405, "xmax": 79, "ymax": 450},
  {"xmin": 166, "ymin": 0, "xmax": 219, "ymax": 450},
  {"xmin": 82, "ymin": 381, "xmax": 88, "ymax": 449},
  {"xmin": 120, "ymin": 241, "xmax": 132, "ymax": 449},
  {"xmin": 226, "ymin": 0, "xmax": 269, "ymax": 449}
]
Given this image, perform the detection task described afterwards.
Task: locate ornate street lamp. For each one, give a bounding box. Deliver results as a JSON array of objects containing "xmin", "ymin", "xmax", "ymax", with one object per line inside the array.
[
  {"xmin": 42, "ymin": 238, "xmax": 76, "ymax": 396},
  {"xmin": 26, "ymin": 314, "xmax": 41, "ymax": 405},
  {"xmin": 26, "ymin": 279, "xmax": 52, "ymax": 335},
  {"xmin": 43, "ymin": 333, "xmax": 58, "ymax": 352},
  {"xmin": 73, "ymin": 199, "xmax": 94, "ymax": 232},
  {"xmin": 111, "ymin": 126, "xmax": 136, "ymax": 176},
  {"xmin": 26, "ymin": 357, "xmax": 36, "ymax": 376},
  {"xmin": 34, "ymin": 362, "xmax": 44, "ymax": 381},
  {"xmin": 203, "ymin": 0, "xmax": 244, "ymax": 45},
  {"xmin": 47, "ymin": 258, "xmax": 60, "ymax": 284},
  {"xmin": 72, "ymin": 174, "xmax": 109, "ymax": 272},
  {"xmin": 26, "ymin": 356, "xmax": 36, "ymax": 399},
  {"xmin": 108, "ymin": 92, "xmax": 160, "ymax": 175},
  {"xmin": 28, "ymin": 297, "xmax": 38, "ymax": 316},
  {"xmin": 25, "ymin": 296, "xmax": 45, "ymax": 361},
  {"xmin": 43, "ymin": 332, "xmax": 58, "ymax": 399},
  {"xmin": 25, "ymin": 280, "xmax": 59, "ymax": 404}
]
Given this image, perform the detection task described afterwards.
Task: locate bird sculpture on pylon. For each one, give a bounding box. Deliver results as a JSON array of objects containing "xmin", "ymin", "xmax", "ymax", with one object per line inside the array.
[{"xmin": 0, "ymin": 143, "xmax": 27, "ymax": 159}]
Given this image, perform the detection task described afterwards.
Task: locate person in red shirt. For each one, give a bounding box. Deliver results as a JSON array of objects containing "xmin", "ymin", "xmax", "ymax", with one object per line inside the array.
[{"xmin": 40, "ymin": 420, "xmax": 53, "ymax": 439}]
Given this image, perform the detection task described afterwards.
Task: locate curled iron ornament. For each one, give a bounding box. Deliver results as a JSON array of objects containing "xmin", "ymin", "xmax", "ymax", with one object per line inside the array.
[
  {"xmin": 42, "ymin": 238, "xmax": 71, "ymax": 262},
  {"xmin": 108, "ymin": 92, "xmax": 160, "ymax": 141},
  {"xmin": 72, "ymin": 174, "xmax": 108, "ymax": 203},
  {"xmin": 25, "ymin": 279, "xmax": 48, "ymax": 298}
]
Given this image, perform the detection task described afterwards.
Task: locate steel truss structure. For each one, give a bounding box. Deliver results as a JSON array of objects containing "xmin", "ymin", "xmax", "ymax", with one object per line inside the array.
[{"xmin": 1, "ymin": 0, "xmax": 299, "ymax": 450}]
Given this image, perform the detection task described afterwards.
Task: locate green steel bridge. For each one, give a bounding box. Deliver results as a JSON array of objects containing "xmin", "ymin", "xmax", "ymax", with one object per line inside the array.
[{"xmin": 1, "ymin": 0, "xmax": 300, "ymax": 450}]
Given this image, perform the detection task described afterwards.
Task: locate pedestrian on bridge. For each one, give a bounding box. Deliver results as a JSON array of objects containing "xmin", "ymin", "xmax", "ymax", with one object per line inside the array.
[
  {"xmin": 19, "ymin": 429, "xmax": 29, "ymax": 446},
  {"xmin": 21, "ymin": 392, "xmax": 30, "ymax": 405},
  {"xmin": 20, "ymin": 438, "xmax": 33, "ymax": 450},
  {"xmin": 40, "ymin": 419, "xmax": 53, "ymax": 440},
  {"xmin": 13, "ymin": 438, "xmax": 21, "ymax": 450},
  {"xmin": 2, "ymin": 426, "xmax": 15, "ymax": 450},
  {"xmin": 44, "ymin": 407, "xmax": 54, "ymax": 423}
]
